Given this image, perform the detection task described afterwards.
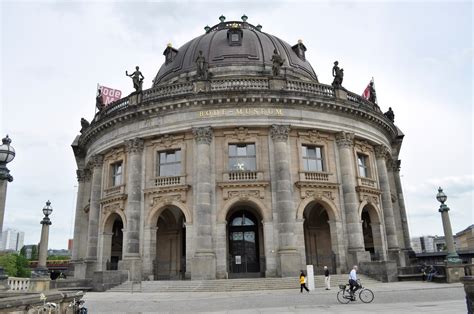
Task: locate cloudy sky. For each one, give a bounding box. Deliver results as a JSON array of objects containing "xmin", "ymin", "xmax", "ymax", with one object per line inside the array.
[{"xmin": 1, "ymin": 0, "xmax": 472, "ymax": 249}]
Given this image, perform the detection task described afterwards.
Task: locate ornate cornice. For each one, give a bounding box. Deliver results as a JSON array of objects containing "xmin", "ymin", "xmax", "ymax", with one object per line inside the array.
[
  {"xmin": 355, "ymin": 185, "xmax": 382, "ymax": 196},
  {"xmin": 89, "ymin": 154, "xmax": 104, "ymax": 169},
  {"xmin": 335, "ymin": 131, "xmax": 354, "ymax": 148},
  {"xmin": 374, "ymin": 145, "xmax": 390, "ymax": 159},
  {"xmin": 125, "ymin": 138, "xmax": 145, "ymax": 153},
  {"xmin": 193, "ymin": 126, "xmax": 213, "ymax": 144},
  {"xmin": 270, "ymin": 124, "xmax": 290, "ymax": 142},
  {"xmin": 295, "ymin": 181, "xmax": 339, "ymax": 190},
  {"xmin": 217, "ymin": 181, "xmax": 269, "ymax": 189},
  {"xmin": 100, "ymin": 194, "xmax": 127, "ymax": 205},
  {"xmin": 298, "ymin": 129, "xmax": 330, "ymax": 144}
]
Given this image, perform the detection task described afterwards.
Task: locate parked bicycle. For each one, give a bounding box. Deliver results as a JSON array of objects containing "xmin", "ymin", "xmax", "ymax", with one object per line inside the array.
[
  {"xmin": 336, "ymin": 280, "xmax": 374, "ymax": 304},
  {"xmin": 67, "ymin": 293, "xmax": 88, "ymax": 314}
]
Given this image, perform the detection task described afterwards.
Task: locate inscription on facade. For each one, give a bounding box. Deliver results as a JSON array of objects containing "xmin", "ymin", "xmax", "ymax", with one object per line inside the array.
[{"xmin": 199, "ymin": 108, "xmax": 284, "ymax": 118}]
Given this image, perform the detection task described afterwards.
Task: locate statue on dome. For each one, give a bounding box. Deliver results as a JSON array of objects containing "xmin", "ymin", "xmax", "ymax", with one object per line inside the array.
[
  {"xmin": 80, "ymin": 118, "xmax": 90, "ymax": 133},
  {"xmin": 126, "ymin": 66, "xmax": 145, "ymax": 92},
  {"xmin": 195, "ymin": 50, "xmax": 209, "ymax": 80},
  {"xmin": 332, "ymin": 61, "xmax": 344, "ymax": 88},
  {"xmin": 96, "ymin": 88, "xmax": 105, "ymax": 111},
  {"xmin": 368, "ymin": 81, "xmax": 377, "ymax": 104},
  {"xmin": 384, "ymin": 107, "xmax": 395, "ymax": 122},
  {"xmin": 271, "ymin": 49, "xmax": 285, "ymax": 77}
]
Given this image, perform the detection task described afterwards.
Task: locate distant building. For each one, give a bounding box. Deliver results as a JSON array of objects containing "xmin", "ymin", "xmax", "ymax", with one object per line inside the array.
[
  {"xmin": 411, "ymin": 235, "xmax": 446, "ymax": 253},
  {"xmin": 454, "ymin": 224, "xmax": 474, "ymax": 251},
  {"xmin": 0, "ymin": 229, "xmax": 25, "ymax": 252},
  {"xmin": 48, "ymin": 249, "xmax": 71, "ymax": 257},
  {"xmin": 22, "ymin": 244, "xmax": 36, "ymax": 259}
]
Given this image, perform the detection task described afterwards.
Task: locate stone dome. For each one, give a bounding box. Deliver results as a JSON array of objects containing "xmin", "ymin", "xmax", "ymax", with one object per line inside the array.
[{"xmin": 153, "ymin": 19, "xmax": 318, "ymax": 86}]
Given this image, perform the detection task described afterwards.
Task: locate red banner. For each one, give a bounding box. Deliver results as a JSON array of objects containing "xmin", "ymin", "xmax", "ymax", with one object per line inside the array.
[{"xmin": 99, "ymin": 85, "xmax": 122, "ymax": 106}]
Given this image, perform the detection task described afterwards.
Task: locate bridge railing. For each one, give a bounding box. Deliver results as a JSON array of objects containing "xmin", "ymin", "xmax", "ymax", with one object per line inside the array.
[{"xmin": 8, "ymin": 277, "xmax": 30, "ymax": 291}]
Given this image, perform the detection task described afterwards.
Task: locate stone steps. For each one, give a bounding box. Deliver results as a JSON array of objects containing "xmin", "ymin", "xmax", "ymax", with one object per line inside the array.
[{"xmin": 108, "ymin": 274, "xmax": 379, "ymax": 293}]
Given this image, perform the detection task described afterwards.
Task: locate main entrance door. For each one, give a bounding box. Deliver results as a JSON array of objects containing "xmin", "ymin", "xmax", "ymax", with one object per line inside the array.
[{"xmin": 228, "ymin": 210, "xmax": 260, "ymax": 277}]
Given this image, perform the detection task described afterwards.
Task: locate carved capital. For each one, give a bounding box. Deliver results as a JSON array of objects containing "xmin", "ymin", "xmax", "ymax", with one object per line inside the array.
[
  {"xmin": 89, "ymin": 154, "xmax": 104, "ymax": 169},
  {"xmin": 125, "ymin": 138, "xmax": 145, "ymax": 154},
  {"xmin": 270, "ymin": 124, "xmax": 290, "ymax": 142},
  {"xmin": 193, "ymin": 126, "xmax": 213, "ymax": 145},
  {"xmin": 335, "ymin": 131, "xmax": 354, "ymax": 148},
  {"xmin": 374, "ymin": 145, "xmax": 390, "ymax": 159}
]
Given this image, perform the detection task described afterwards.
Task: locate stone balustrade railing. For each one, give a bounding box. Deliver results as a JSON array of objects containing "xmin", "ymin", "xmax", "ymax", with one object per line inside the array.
[
  {"xmin": 154, "ymin": 175, "xmax": 185, "ymax": 187},
  {"xmin": 224, "ymin": 170, "xmax": 263, "ymax": 181},
  {"xmin": 8, "ymin": 277, "xmax": 30, "ymax": 291},
  {"xmin": 104, "ymin": 184, "xmax": 125, "ymax": 197},
  {"xmin": 299, "ymin": 171, "xmax": 331, "ymax": 182},
  {"xmin": 210, "ymin": 78, "xmax": 269, "ymax": 91},
  {"xmin": 286, "ymin": 80, "xmax": 335, "ymax": 97},
  {"xmin": 358, "ymin": 177, "xmax": 377, "ymax": 188},
  {"xmin": 94, "ymin": 78, "xmax": 384, "ymax": 122}
]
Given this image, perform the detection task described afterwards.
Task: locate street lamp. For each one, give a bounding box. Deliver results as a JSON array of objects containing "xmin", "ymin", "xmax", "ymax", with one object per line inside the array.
[
  {"xmin": 34, "ymin": 201, "xmax": 53, "ymax": 278},
  {"xmin": 0, "ymin": 135, "xmax": 15, "ymax": 284},
  {"xmin": 436, "ymin": 187, "xmax": 462, "ymax": 264}
]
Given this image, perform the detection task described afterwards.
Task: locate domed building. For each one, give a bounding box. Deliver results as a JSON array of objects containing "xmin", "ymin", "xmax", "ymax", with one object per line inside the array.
[{"xmin": 71, "ymin": 16, "xmax": 412, "ymax": 282}]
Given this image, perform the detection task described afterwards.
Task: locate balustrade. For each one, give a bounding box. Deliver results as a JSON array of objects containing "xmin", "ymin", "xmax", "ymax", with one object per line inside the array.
[
  {"xmin": 154, "ymin": 175, "xmax": 185, "ymax": 187},
  {"xmin": 210, "ymin": 78, "xmax": 269, "ymax": 91},
  {"xmin": 300, "ymin": 171, "xmax": 330, "ymax": 182},
  {"xmin": 359, "ymin": 177, "xmax": 377, "ymax": 188},
  {"xmin": 104, "ymin": 184, "xmax": 125, "ymax": 197},
  {"xmin": 8, "ymin": 277, "xmax": 30, "ymax": 291},
  {"xmin": 224, "ymin": 170, "xmax": 262, "ymax": 181}
]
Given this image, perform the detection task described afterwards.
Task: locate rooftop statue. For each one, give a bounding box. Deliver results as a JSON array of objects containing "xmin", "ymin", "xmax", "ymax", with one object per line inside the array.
[
  {"xmin": 126, "ymin": 66, "xmax": 145, "ymax": 92},
  {"xmin": 96, "ymin": 88, "xmax": 105, "ymax": 111},
  {"xmin": 195, "ymin": 50, "xmax": 209, "ymax": 80},
  {"xmin": 332, "ymin": 61, "xmax": 344, "ymax": 88},
  {"xmin": 271, "ymin": 49, "xmax": 285, "ymax": 77},
  {"xmin": 384, "ymin": 107, "xmax": 395, "ymax": 122},
  {"xmin": 368, "ymin": 81, "xmax": 377, "ymax": 104},
  {"xmin": 80, "ymin": 118, "xmax": 90, "ymax": 133}
]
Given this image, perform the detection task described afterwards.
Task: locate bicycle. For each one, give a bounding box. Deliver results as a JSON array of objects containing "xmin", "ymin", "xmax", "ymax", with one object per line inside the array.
[
  {"xmin": 336, "ymin": 280, "xmax": 374, "ymax": 304},
  {"xmin": 67, "ymin": 293, "xmax": 88, "ymax": 314}
]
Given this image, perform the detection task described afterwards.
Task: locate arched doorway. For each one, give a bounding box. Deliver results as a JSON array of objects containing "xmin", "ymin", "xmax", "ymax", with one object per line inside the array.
[
  {"xmin": 103, "ymin": 213, "xmax": 123, "ymax": 270},
  {"xmin": 155, "ymin": 207, "xmax": 186, "ymax": 280},
  {"xmin": 303, "ymin": 203, "xmax": 335, "ymax": 274},
  {"xmin": 227, "ymin": 208, "xmax": 262, "ymax": 278},
  {"xmin": 361, "ymin": 205, "xmax": 383, "ymax": 261}
]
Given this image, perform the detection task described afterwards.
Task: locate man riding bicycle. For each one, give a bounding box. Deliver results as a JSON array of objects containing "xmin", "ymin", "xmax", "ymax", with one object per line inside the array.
[{"xmin": 348, "ymin": 265, "xmax": 361, "ymax": 300}]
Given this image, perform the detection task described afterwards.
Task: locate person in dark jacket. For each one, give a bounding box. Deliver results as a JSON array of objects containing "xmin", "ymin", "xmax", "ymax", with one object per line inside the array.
[{"xmin": 324, "ymin": 265, "xmax": 331, "ymax": 290}]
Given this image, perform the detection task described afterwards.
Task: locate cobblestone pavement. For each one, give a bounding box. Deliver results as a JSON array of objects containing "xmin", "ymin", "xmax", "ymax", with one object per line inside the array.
[{"xmin": 83, "ymin": 281, "xmax": 467, "ymax": 313}]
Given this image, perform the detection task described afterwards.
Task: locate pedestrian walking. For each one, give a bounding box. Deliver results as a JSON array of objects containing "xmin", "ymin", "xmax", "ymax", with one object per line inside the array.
[
  {"xmin": 324, "ymin": 265, "xmax": 331, "ymax": 290},
  {"xmin": 300, "ymin": 270, "xmax": 309, "ymax": 293}
]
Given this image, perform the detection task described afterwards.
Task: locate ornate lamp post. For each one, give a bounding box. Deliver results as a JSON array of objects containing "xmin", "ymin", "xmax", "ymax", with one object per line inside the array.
[
  {"xmin": 0, "ymin": 135, "xmax": 15, "ymax": 235},
  {"xmin": 436, "ymin": 187, "xmax": 462, "ymax": 264},
  {"xmin": 35, "ymin": 201, "xmax": 53, "ymax": 277},
  {"xmin": 0, "ymin": 135, "xmax": 15, "ymax": 284}
]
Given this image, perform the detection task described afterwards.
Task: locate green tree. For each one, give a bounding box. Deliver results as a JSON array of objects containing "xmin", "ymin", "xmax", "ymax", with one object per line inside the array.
[
  {"xmin": 15, "ymin": 254, "xmax": 31, "ymax": 277},
  {"xmin": 0, "ymin": 254, "xmax": 18, "ymax": 277},
  {"xmin": 19, "ymin": 246, "xmax": 27, "ymax": 258}
]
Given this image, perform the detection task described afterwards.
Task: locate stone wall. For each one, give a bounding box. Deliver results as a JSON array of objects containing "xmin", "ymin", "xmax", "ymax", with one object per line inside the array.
[{"xmin": 360, "ymin": 261, "xmax": 398, "ymax": 282}]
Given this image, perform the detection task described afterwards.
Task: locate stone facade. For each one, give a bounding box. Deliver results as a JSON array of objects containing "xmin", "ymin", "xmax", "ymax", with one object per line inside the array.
[{"xmin": 71, "ymin": 19, "xmax": 412, "ymax": 281}]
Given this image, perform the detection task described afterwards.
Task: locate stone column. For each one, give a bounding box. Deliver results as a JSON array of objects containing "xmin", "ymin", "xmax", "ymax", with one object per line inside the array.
[
  {"xmin": 263, "ymin": 221, "xmax": 277, "ymax": 277},
  {"xmin": 72, "ymin": 169, "xmax": 86, "ymax": 261},
  {"xmin": 143, "ymin": 226, "xmax": 157, "ymax": 280},
  {"xmin": 185, "ymin": 223, "xmax": 194, "ymax": 279},
  {"xmin": 122, "ymin": 138, "xmax": 144, "ymax": 281},
  {"xmin": 328, "ymin": 219, "xmax": 346, "ymax": 273},
  {"xmin": 270, "ymin": 125, "xmax": 300, "ymax": 277},
  {"xmin": 392, "ymin": 160, "xmax": 413, "ymax": 251},
  {"xmin": 85, "ymin": 154, "xmax": 104, "ymax": 278},
  {"xmin": 375, "ymin": 145, "xmax": 401, "ymax": 263},
  {"xmin": 335, "ymin": 132, "xmax": 368, "ymax": 266},
  {"xmin": 98, "ymin": 232, "xmax": 113, "ymax": 271},
  {"xmin": 72, "ymin": 168, "xmax": 89, "ymax": 279},
  {"xmin": 191, "ymin": 127, "xmax": 216, "ymax": 280},
  {"xmin": 215, "ymin": 222, "xmax": 227, "ymax": 279},
  {"xmin": 37, "ymin": 215, "xmax": 51, "ymax": 275}
]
